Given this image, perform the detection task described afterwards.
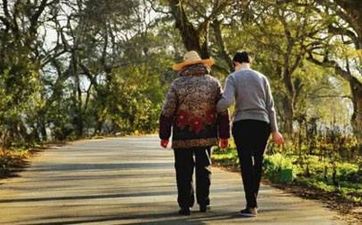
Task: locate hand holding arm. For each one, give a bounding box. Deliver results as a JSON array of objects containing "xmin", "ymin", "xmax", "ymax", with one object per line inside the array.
[
  {"xmin": 216, "ymin": 79, "xmax": 231, "ymax": 144},
  {"xmin": 217, "ymin": 75, "xmax": 235, "ymax": 113}
]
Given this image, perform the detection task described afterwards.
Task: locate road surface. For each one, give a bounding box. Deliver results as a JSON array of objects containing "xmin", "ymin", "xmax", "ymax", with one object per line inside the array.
[{"xmin": 0, "ymin": 136, "xmax": 345, "ymax": 225}]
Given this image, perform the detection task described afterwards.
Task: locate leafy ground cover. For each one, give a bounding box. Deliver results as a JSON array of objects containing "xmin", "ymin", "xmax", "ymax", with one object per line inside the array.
[{"xmin": 212, "ymin": 147, "xmax": 362, "ymax": 224}]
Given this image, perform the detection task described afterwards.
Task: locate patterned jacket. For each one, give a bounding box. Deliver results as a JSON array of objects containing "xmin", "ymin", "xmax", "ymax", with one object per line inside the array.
[{"xmin": 159, "ymin": 64, "xmax": 230, "ymax": 149}]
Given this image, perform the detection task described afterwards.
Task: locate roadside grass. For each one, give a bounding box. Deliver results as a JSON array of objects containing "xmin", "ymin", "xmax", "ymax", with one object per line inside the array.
[
  {"xmin": 0, "ymin": 148, "xmax": 32, "ymax": 178},
  {"xmin": 212, "ymin": 146, "xmax": 362, "ymax": 224},
  {"xmin": 0, "ymin": 141, "xmax": 66, "ymax": 179},
  {"xmin": 213, "ymin": 147, "xmax": 361, "ymax": 204}
]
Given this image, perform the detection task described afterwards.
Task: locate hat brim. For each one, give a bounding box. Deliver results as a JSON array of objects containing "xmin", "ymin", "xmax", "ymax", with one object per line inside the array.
[{"xmin": 172, "ymin": 58, "xmax": 215, "ymax": 71}]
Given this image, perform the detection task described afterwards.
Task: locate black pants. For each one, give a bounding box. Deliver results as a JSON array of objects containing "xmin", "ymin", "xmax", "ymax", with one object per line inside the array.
[
  {"xmin": 232, "ymin": 120, "xmax": 270, "ymax": 208},
  {"xmin": 173, "ymin": 147, "xmax": 211, "ymax": 208}
]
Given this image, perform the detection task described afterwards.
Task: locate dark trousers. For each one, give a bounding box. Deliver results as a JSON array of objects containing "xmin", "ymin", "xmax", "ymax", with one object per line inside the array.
[
  {"xmin": 232, "ymin": 120, "xmax": 270, "ymax": 208},
  {"xmin": 173, "ymin": 147, "xmax": 211, "ymax": 208}
]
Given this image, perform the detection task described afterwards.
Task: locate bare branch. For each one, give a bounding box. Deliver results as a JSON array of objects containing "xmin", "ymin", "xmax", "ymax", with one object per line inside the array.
[
  {"xmin": 307, "ymin": 51, "xmax": 353, "ymax": 82},
  {"xmin": 308, "ymin": 94, "xmax": 352, "ymax": 100},
  {"xmin": 29, "ymin": 0, "xmax": 49, "ymax": 34},
  {"xmin": 328, "ymin": 25, "xmax": 359, "ymax": 48},
  {"xmin": 0, "ymin": 15, "xmax": 10, "ymax": 29},
  {"xmin": 3, "ymin": 0, "xmax": 10, "ymax": 18}
]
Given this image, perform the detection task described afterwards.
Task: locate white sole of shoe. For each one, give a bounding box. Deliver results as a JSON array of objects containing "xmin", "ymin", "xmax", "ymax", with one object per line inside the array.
[{"xmin": 240, "ymin": 213, "xmax": 256, "ymax": 217}]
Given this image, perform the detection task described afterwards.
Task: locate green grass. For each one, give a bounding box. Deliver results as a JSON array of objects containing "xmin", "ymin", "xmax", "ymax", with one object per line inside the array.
[
  {"xmin": 212, "ymin": 147, "xmax": 239, "ymax": 168},
  {"xmin": 212, "ymin": 147, "xmax": 362, "ymax": 204}
]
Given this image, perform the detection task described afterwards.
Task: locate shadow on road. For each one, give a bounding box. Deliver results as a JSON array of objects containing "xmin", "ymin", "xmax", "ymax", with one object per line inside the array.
[
  {"xmin": 28, "ymin": 162, "xmax": 174, "ymax": 172},
  {"xmin": 0, "ymin": 190, "xmax": 176, "ymax": 203},
  {"xmin": 25, "ymin": 211, "xmax": 252, "ymax": 225}
]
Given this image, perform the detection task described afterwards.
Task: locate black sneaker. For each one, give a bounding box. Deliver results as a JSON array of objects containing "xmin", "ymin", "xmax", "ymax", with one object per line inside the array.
[
  {"xmin": 178, "ymin": 207, "xmax": 191, "ymax": 216},
  {"xmin": 199, "ymin": 205, "xmax": 210, "ymax": 212},
  {"xmin": 240, "ymin": 207, "xmax": 257, "ymax": 217}
]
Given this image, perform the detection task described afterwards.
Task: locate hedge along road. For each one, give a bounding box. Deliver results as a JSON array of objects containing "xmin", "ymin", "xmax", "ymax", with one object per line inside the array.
[{"xmin": 0, "ymin": 136, "xmax": 346, "ymax": 225}]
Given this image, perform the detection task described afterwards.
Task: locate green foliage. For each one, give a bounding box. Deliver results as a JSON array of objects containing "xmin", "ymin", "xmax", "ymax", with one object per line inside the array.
[
  {"xmin": 264, "ymin": 153, "xmax": 297, "ymax": 184},
  {"xmin": 0, "ymin": 44, "xmax": 44, "ymax": 148},
  {"xmin": 90, "ymin": 64, "xmax": 165, "ymax": 134},
  {"xmin": 0, "ymin": 0, "xmax": 360, "ymax": 157},
  {"xmin": 0, "ymin": 0, "xmax": 182, "ymax": 148},
  {"xmin": 0, "ymin": 149, "xmax": 30, "ymax": 177},
  {"xmin": 273, "ymin": 154, "xmax": 361, "ymax": 203},
  {"xmin": 212, "ymin": 147, "xmax": 239, "ymax": 168},
  {"xmin": 212, "ymin": 144, "xmax": 361, "ymax": 203}
]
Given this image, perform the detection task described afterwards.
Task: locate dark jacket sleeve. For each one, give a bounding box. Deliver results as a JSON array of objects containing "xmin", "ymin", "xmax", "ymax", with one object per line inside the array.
[
  {"xmin": 159, "ymin": 115, "xmax": 173, "ymax": 140},
  {"xmin": 216, "ymin": 80, "xmax": 230, "ymax": 139},
  {"xmin": 217, "ymin": 111, "xmax": 230, "ymax": 139},
  {"xmin": 159, "ymin": 83, "xmax": 177, "ymax": 140}
]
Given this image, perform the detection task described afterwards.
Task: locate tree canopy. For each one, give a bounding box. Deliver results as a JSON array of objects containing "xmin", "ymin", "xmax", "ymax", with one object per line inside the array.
[{"xmin": 0, "ymin": 0, "xmax": 360, "ymax": 152}]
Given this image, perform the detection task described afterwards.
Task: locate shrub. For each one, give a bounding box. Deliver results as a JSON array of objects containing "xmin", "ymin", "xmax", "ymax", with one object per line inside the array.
[{"xmin": 264, "ymin": 153, "xmax": 296, "ymax": 184}]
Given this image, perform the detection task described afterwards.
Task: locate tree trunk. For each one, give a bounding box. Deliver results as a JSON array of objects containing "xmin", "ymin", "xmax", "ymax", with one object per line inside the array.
[
  {"xmin": 211, "ymin": 19, "xmax": 233, "ymax": 72},
  {"xmin": 350, "ymin": 77, "xmax": 362, "ymax": 146},
  {"xmin": 168, "ymin": 0, "xmax": 210, "ymax": 58},
  {"xmin": 282, "ymin": 96, "xmax": 294, "ymax": 134},
  {"xmin": 40, "ymin": 122, "xmax": 47, "ymax": 141},
  {"xmin": 70, "ymin": 50, "xmax": 83, "ymax": 138},
  {"xmin": 281, "ymin": 61, "xmax": 296, "ymax": 133},
  {"xmin": 37, "ymin": 116, "xmax": 48, "ymax": 141},
  {"xmin": 335, "ymin": 0, "xmax": 362, "ymax": 148}
]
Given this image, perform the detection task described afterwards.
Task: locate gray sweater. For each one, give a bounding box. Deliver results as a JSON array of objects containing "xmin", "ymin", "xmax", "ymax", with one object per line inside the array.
[{"xmin": 217, "ymin": 68, "xmax": 278, "ymax": 132}]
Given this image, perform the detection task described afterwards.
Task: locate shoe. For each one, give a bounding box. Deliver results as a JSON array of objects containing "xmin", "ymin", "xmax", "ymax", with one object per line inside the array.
[
  {"xmin": 240, "ymin": 207, "xmax": 257, "ymax": 217},
  {"xmin": 199, "ymin": 205, "xmax": 208, "ymax": 212},
  {"xmin": 178, "ymin": 207, "xmax": 191, "ymax": 216}
]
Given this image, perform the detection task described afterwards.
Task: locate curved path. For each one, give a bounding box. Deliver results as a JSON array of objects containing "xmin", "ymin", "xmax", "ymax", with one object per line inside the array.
[{"xmin": 0, "ymin": 136, "xmax": 345, "ymax": 224}]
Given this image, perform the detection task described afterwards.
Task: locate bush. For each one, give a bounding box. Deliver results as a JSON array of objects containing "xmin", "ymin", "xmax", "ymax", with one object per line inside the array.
[
  {"xmin": 212, "ymin": 147, "xmax": 239, "ymax": 168},
  {"xmin": 0, "ymin": 149, "xmax": 30, "ymax": 177},
  {"xmin": 337, "ymin": 162, "xmax": 360, "ymax": 182},
  {"xmin": 264, "ymin": 153, "xmax": 296, "ymax": 184}
]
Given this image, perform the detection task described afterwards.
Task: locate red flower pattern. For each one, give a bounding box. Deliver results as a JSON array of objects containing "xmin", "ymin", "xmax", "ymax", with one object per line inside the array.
[
  {"xmin": 176, "ymin": 110, "xmax": 188, "ymax": 128},
  {"xmin": 175, "ymin": 109, "xmax": 218, "ymax": 133},
  {"xmin": 205, "ymin": 109, "xmax": 216, "ymax": 125},
  {"xmin": 189, "ymin": 117, "xmax": 203, "ymax": 133}
]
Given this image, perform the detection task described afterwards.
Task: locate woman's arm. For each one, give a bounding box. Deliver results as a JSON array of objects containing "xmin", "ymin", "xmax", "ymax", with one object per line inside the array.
[{"xmin": 217, "ymin": 75, "xmax": 236, "ymax": 112}]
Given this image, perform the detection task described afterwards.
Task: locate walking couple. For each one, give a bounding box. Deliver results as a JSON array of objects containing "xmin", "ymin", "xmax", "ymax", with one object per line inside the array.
[{"xmin": 159, "ymin": 50, "xmax": 284, "ymax": 217}]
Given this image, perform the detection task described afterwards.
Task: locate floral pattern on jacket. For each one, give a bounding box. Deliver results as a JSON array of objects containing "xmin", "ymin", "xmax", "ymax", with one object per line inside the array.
[{"xmin": 159, "ymin": 64, "xmax": 230, "ymax": 149}]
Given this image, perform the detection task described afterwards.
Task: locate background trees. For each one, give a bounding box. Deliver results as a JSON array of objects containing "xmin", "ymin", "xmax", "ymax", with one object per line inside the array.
[
  {"xmin": 308, "ymin": 0, "xmax": 362, "ymax": 144},
  {"xmin": 0, "ymin": 0, "xmax": 360, "ymax": 154}
]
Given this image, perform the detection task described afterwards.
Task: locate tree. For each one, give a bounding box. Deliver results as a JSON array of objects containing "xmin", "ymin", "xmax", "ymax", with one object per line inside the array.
[
  {"xmin": 217, "ymin": 0, "xmax": 330, "ymax": 133},
  {"xmin": 0, "ymin": 0, "xmax": 53, "ymax": 148},
  {"xmin": 47, "ymin": 0, "xmax": 176, "ymax": 136},
  {"xmin": 309, "ymin": 0, "xmax": 362, "ymax": 145}
]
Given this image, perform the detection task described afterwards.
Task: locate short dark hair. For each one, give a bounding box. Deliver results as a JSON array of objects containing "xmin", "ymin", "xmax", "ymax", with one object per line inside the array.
[{"xmin": 233, "ymin": 51, "xmax": 251, "ymax": 64}]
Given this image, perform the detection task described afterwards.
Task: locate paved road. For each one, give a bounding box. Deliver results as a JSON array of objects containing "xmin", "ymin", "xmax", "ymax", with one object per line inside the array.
[{"xmin": 0, "ymin": 136, "xmax": 346, "ymax": 225}]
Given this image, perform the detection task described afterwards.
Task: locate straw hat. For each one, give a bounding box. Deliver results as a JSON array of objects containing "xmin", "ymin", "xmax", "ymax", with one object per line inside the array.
[{"xmin": 172, "ymin": 50, "xmax": 214, "ymax": 71}]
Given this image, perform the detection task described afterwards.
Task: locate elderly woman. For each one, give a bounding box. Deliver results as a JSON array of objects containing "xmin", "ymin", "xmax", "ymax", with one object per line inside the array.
[{"xmin": 159, "ymin": 50, "xmax": 230, "ymax": 215}]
